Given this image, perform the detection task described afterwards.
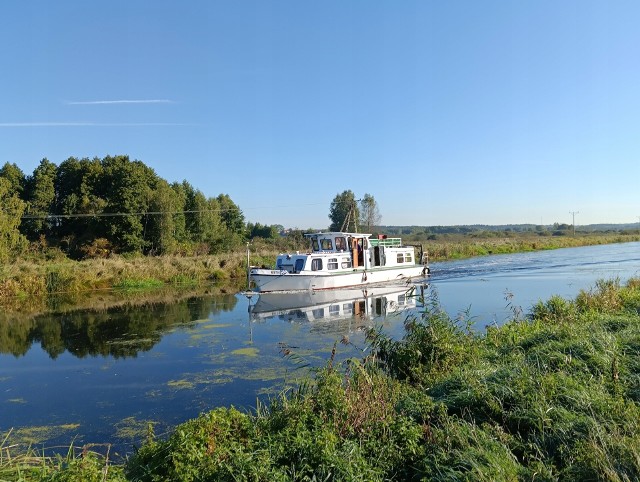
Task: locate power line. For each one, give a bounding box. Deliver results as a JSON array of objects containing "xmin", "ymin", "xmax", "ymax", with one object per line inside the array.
[{"xmin": 21, "ymin": 209, "xmax": 222, "ymax": 220}]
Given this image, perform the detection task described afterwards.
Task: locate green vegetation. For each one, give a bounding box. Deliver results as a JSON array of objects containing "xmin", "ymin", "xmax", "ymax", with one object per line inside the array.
[
  {"xmin": 0, "ymin": 156, "xmax": 270, "ymax": 260},
  {"xmin": 3, "ymin": 277, "xmax": 640, "ymax": 480}
]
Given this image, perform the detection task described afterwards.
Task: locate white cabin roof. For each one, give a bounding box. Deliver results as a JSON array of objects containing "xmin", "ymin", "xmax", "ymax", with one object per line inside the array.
[{"xmin": 304, "ymin": 232, "xmax": 371, "ymax": 238}]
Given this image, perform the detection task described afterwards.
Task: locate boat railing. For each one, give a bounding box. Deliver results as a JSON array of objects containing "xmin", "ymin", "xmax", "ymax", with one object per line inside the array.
[{"xmin": 369, "ymin": 237, "xmax": 402, "ymax": 247}]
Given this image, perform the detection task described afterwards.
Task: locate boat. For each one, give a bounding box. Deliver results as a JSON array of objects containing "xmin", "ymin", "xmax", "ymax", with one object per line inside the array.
[
  {"xmin": 249, "ymin": 231, "xmax": 430, "ymax": 293},
  {"xmin": 249, "ymin": 284, "xmax": 424, "ymax": 323}
]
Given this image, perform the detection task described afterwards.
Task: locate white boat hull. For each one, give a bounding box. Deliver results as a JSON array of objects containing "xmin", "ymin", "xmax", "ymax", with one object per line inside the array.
[{"xmin": 250, "ymin": 265, "xmax": 428, "ymax": 293}]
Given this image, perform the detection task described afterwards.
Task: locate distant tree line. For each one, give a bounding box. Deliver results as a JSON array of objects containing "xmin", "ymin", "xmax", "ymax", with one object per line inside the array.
[
  {"xmin": 0, "ymin": 156, "xmax": 283, "ymax": 261},
  {"xmin": 382, "ymin": 222, "xmax": 638, "ymax": 239}
]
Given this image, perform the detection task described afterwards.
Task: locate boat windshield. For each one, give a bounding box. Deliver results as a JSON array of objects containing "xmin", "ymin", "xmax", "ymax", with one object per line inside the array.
[{"xmin": 320, "ymin": 239, "xmax": 333, "ymax": 250}]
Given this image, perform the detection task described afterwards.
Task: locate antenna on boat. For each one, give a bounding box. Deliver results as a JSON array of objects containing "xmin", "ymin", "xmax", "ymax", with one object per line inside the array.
[
  {"xmin": 340, "ymin": 198, "xmax": 361, "ymax": 233},
  {"xmin": 243, "ymin": 242, "xmax": 255, "ymax": 299}
]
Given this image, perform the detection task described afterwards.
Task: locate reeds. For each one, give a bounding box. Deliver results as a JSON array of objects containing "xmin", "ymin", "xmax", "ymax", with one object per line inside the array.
[{"xmin": 1, "ymin": 432, "xmax": 126, "ymax": 482}]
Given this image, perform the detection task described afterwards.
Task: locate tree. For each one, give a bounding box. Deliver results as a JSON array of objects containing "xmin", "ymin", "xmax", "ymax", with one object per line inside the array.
[
  {"xmin": 101, "ymin": 155, "xmax": 158, "ymax": 253},
  {"xmin": 54, "ymin": 157, "xmax": 106, "ymax": 244},
  {"xmin": 146, "ymin": 180, "xmax": 181, "ymax": 255},
  {"xmin": 0, "ymin": 178, "xmax": 27, "ymax": 261},
  {"xmin": 0, "ymin": 162, "xmax": 26, "ymax": 198},
  {"xmin": 217, "ymin": 194, "xmax": 245, "ymax": 235},
  {"xmin": 182, "ymin": 181, "xmax": 222, "ymax": 244},
  {"xmin": 169, "ymin": 182, "xmax": 188, "ymax": 243},
  {"xmin": 359, "ymin": 193, "xmax": 381, "ymax": 233},
  {"xmin": 329, "ymin": 190, "xmax": 359, "ymax": 232},
  {"xmin": 23, "ymin": 158, "xmax": 57, "ymax": 239},
  {"xmin": 247, "ymin": 222, "xmax": 279, "ymax": 239}
]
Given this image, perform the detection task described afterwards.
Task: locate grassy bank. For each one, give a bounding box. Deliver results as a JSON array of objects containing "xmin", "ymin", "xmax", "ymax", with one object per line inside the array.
[
  {"xmin": 1, "ymin": 233, "xmax": 639, "ymax": 309},
  {"xmin": 421, "ymin": 232, "xmax": 640, "ymax": 261},
  {"xmin": 3, "ymin": 277, "xmax": 640, "ymax": 480},
  {"xmin": 0, "ymin": 251, "xmax": 265, "ymax": 311}
]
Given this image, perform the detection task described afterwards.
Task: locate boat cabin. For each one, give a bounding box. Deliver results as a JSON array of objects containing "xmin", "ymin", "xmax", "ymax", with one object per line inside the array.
[{"xmin": 274, "ymin": 232, "xmax": 417, "ymax": 275}]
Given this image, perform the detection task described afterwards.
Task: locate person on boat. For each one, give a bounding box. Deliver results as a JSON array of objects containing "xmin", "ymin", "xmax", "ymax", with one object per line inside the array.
[{"xmin": 356, "ymin": 240, "xmax": 363, "ymax": 266}]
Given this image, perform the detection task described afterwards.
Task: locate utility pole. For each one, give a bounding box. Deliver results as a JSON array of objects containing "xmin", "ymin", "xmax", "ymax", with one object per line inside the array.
[{"xmin": 570, "ymin": 211, "xmax": 579, "ymax": 236}]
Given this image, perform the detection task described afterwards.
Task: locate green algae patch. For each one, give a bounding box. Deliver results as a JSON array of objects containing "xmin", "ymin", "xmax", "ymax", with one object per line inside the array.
[
  {"xmin": 8, "ymin": 423, "xmax": 80, "ymax": 445},
  {"xmin": 167, "ymin": 379, "xmax": 195, "ymax": 390},
  {"xmin": 237, "ymin": 367, "xmax": 286, "ymax": 382},
  {"xmin": 201, "ymin": 323, "xmax": 234, "ymax": 329},
  {"xmin": 114, "ymin": 416, "xmax": 157, "ymax": 441},
  {"xmin": 7, "ymin": 398, "xmax": 27, "ymax": 404},
  {"xmin": 230, "ymin": 347, "xmax": 259, "ymax": 357}
]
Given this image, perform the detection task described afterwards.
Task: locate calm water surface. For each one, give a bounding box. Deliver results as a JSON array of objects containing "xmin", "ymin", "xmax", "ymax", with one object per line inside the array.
[{"xmin": 1, "ymin": 241, "xmax": 639, "ymax": 455}]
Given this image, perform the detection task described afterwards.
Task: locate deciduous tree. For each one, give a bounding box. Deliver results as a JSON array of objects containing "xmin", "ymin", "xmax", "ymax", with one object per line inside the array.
[
  {"xmin": 23, "ymin": 158, "xmax": 57, "ymax": 239},
  {"xmin": 0, "ymin": 178, "xmax": 27, "ymax": 261},
  {"xmin": 359, "ymin": 193, "xmax": 381, "ymax": 233},
  {"xmin": 329, "ymin": 190, "xmax": 359, "ymax": 232}
]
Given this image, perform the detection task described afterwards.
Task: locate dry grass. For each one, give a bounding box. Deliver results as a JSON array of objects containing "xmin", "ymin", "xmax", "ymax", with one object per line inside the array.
[{"xmin": 0, "ymin": 250, "xmax": 263, "ymax": 306}]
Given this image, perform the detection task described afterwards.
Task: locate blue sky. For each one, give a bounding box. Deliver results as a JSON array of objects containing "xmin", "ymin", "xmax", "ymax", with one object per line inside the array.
[{"xmin": 1, "ymin": 1, "xmax": 638, "ymax": 228}]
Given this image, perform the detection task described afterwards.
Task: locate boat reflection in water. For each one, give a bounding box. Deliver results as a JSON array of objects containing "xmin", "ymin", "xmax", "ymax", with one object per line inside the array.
[{"xmin": 248, "ymin": 283, "xmax": 428, "ymax": 325}]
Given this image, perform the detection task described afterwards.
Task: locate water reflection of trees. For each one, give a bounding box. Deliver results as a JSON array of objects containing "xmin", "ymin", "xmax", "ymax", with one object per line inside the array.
[{"xmin": 0, "ymin": 294, "xmax": 238, "ymax": 359}]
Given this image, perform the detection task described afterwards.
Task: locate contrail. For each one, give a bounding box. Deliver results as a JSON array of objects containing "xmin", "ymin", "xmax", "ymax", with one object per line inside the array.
[
  {"xmin": 0, "ymin": 122, "xmax": 191, "ymax": 127},
  {"xmin": 67, "ymin": 99, "xmax": 174, "ymax": 105}
]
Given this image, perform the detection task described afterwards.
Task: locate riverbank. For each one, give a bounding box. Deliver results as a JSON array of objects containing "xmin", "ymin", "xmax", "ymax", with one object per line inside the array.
[
  {"xmin": 1, "ymin": 233, "xmax": 638, "ymax": 310},
  {"xmin": 3, "ymin": 277, "xmax": 640, "ymax": 480}
]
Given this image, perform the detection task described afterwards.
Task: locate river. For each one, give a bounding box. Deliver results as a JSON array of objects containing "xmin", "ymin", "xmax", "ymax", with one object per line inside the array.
[{"xmin": 1, "ymin": 241, "xmax": 639, "ymax": 456}]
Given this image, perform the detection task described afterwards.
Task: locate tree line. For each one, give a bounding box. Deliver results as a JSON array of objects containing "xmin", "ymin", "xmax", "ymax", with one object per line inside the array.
[
  {"xmin": 0, "ymin": 156, "xmax": 259, "ymax": 261},
  {"xmin": 0, "ymin": 157, "xmax": 386, "ymax": 263}
]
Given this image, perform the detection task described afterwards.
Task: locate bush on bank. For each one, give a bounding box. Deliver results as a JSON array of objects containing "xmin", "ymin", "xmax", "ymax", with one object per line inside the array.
[{"xmin": 5, "ymin": 277, "xmax": 639, "ymax": 481}]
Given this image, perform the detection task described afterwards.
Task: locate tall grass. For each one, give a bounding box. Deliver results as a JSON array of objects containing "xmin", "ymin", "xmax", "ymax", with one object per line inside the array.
[
  {"xmin": 0, "ymin": 251, "xmax": 252, "ymax": 304},
  {"xmin": 1, "ymin": 433, "xmax": 126, "ymax": 482}
]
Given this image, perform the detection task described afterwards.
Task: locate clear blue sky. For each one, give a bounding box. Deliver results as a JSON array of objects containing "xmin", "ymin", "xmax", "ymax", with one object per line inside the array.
[{"xmin": 1, "ymin": 1, "xmax": 638, "ymax": 228}]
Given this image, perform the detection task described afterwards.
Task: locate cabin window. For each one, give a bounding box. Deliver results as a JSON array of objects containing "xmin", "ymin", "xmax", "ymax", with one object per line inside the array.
[
  {"xmin": 311, "ymin": 258, "xmax": 323, "ymax": 271},
  {"xmin": 397, "ymin": 253, "xmax": 404, "ymax": 263},
  {"xmin": 343, "ymin": 303, "xmax": 353, "ymax": 315},
  {"xmin": 329, "ymin": 304, "xmax": 340, "ymax": 316},
  {"xmin": 320, "ymin": 239, "xmax": 333, "ymax": 250},
  {"xmin": 398, "ymin": 294, "xmax": 406, "ymax": 305},
  {"xmin": 312, "ymin": 239, "xmax": 320, "ymax": 251},
  {"xmin": 335, "ymin": 236, "xmax": 347, "ymax": 251},
  {"xmin": 294, "ymin": 258, "xmax": 305, "ymax": 272},
  {"xmin": 312, "ymin": 308, "xmax": 324, "ymax": 318},
  {"xmin": 405, "ymin": 254, "xmax": 412, "ymax": 263},
  {"xmin": 341, "ymin": 258, "xmax": 352, "ymax": 269},
  {"xmin": 328, "ymin": 258, "xmax": 338, "ymax": 270}
]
